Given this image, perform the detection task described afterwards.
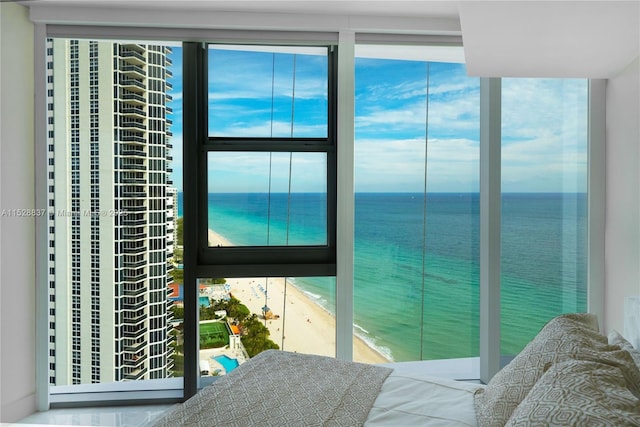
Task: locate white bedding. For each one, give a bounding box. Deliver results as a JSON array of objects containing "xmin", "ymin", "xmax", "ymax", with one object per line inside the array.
[
  {"xmin": 152, "ymin": 351, "xmax": 483, "ymax": 427},
  {"xmin": 365, "ymin": 366, "xmax": 484, "ymax": 426}
]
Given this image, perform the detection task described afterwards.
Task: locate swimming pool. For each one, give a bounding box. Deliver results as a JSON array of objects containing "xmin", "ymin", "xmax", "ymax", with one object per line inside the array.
[{"xmin": 214, "ymin": 355, "xmax": 239, "ymax": 373}]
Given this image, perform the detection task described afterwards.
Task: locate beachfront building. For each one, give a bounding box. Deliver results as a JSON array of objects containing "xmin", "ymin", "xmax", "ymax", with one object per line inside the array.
[{"xmin": 45, "ymin": 39, "xmax": 176, "ymax": 385}]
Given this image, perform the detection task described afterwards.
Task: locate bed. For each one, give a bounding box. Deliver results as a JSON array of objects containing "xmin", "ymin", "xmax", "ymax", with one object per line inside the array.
[{"xmin": 154, "ymin": 314, "xmax": 640, "ymax": 426}]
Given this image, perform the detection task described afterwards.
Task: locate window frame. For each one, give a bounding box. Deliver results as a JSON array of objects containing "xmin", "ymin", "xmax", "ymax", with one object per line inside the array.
[
  {"xmin": 192, "ymin": 42, "xmax": 339, "ymax": 278},
  {"xmin": 33, "ymin": 23, "xmax": 605, "ymax": 409}
]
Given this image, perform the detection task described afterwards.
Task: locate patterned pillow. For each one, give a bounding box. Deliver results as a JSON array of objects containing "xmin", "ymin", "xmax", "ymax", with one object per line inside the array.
[
  {"xmin": 474, "ymin": 313, "xmax": 606, "ymax": 427},
  {"xmin": 505, "ymin": 359, "xmax": 640, "ymax": 426},
  {"xmin": 609, "ymin": 329, "xmax": 640, "ymax": 369}
]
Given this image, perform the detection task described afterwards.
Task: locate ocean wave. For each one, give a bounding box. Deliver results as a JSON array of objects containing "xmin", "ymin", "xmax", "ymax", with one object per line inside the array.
[
  {"xmin": 353, "ymin": 330, "xmax": 395, "ymax": 362},
  {"xmin": 353, "ymin": 323, "xmax": 369, "ymax": 335},
  {"xmin": 302, "ymin": 290, "xmax": 322, "ymax": 301}
]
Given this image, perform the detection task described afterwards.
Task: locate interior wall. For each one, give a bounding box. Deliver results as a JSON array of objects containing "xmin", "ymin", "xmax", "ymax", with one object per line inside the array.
[
  {"xmin": 0, "ymin": 2, "xmax": 37, "ymax": 422},
  {"xmin": 605, "ymin": 56, "xmax": 640, "ymax": 335}
]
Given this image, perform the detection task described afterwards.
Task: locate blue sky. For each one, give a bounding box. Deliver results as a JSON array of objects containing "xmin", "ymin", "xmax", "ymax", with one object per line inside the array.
[{"xmin": 166, "ymin": 46, "xmax": 588, "ymax": 193}]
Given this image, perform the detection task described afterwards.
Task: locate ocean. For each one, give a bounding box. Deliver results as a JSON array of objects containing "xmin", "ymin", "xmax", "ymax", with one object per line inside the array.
[{"xmin": 178, "ymin": 192, "xmax": 587, "ymax": 362}]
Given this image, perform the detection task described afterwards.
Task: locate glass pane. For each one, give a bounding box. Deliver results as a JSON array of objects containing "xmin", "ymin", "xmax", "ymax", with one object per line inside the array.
[
  {"xmin": 354, "ymin": 46, "xmax": 480, "ymax": 364},
  {"xmin": 208, "ymin": 45, "xmax": 328, "ymax": 138},
  {"xmin": 500, "ymin": 79, "xmax": 588, "ymax": 360},
  {"xmin": 47, "ymin": 38, "xmax": 182, "ymax": 390},
  {"xmin": 207, "ymin": 152, "xmax": 327, "ymax": 246},
  {"xmin": 195, "ymin": 276, "xmax": 336, "ymax": 380}
]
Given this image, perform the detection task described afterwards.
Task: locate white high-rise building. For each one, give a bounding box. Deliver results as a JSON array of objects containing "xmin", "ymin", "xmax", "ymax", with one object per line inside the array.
[{"xmin": 46, "ymin": 39, "xmax": 176, "ymax": 385}]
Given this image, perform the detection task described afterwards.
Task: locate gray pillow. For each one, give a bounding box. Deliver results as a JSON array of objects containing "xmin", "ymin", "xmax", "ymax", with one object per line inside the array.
[
  {"xmin": 505, "ymin": 359, "xmax": 640, "ymax": 427},
  {"xmin": 474, "ymin": 313, "xmax": 605, "ymax": 427}
]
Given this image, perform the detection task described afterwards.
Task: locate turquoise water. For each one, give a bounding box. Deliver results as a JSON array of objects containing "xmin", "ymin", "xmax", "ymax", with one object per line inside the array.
[
  {"xmin": 215, "ymin": 355, "xmax": 239, "ymax": 373},
  {"xmin": 179, "ymin": 192, "xmax": 587, "ymax": 361}
]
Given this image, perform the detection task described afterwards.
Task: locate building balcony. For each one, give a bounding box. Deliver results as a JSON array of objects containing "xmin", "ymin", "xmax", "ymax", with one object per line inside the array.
[
  {"xmin": 122, "ymin": 218, "xmax": 147, "ymax": 227},
  {"xmin": 124, "ymin": 367, "xmax": 147, "ymax": 381},
  {"xmin": 123, "ymin": 285, "xmax": 146, "ymax": 297},
  {"xmin": 122, "ymin": 332, "xmax": 148, "ymax": 348},
  {"xmin": 165, "ymin": 345, "xmax": 175, "ymax": 358},
  {"xmin": 120, "ymin": 64, "xmax": 146, "ymax": 78},
  {"xmin": 124, "ymin": 353, "xmax": 147, "ymax": 368},
  {"xmin": 121, "ymin": 108, "xmax": 146, "ymax": 119},
  {"xmin": 123, "ymin": 259, "xmax": 146, "ymax": 270},
  {"xmin": 120, "ymin": 92, "xmax": 146, "ymax": 105},
  {"xmin": 122, "ymin": 298, "xmax": 147, "ymax": 311},
  {"xmin": 121, "ymin": 135, "xmax": 147, "ymax": 144},
  {"xmin": 120, "ymin": 162, "xmax": 146, "ymax": 171},
  {"xmin": 120, "ymin": 49, "xmax": 146, "ymax": 65},
  {"xmin": 121, "ymin": 149, "xmax": 146, "ymax": 158},
  {"xmin": 119, "ymin": 78, "xmax": 145, "ymax": 92},
  {"xmin": 122, "ymin": 315, "xmax": 147, "ymax": 328},
  {"xmin": 123, "ymin": 272, "xmax": 147, "ymax": 283},
  {"xmin": 121, "ymin": 120, "xmax": 147, "ymax": 131},
  {"xmin": 124, "ymin": 266, "xmax": 144, "ymax": 276},
  {"xmin": 121, "ymin": 186, "xmax": 146, "ymax": 195},
  {"xmin": 122, "ymin": 246, "xmax": 146, "ymax": 255},
  {"xmin": 122, "ymin": 43, "xmax": 145, "ymax": 54},
  {"xmin": 124, "ymin": 341, "xmax": 146, "ymax": 354},
  {"xmin": 122, "ymin": 231, "xmax": 146, "ymax": 240},
  {"xmin": 121, "ymin": 177, "xmax": 146, "ymax": 184}
]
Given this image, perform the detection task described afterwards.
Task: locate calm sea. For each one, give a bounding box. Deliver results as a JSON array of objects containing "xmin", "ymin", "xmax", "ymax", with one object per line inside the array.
[{"xmin": 178, "ymin": 192, "xmax": 587, "ymax": 361}]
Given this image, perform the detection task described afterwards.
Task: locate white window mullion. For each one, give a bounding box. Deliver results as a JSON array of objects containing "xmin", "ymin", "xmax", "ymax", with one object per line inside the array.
[
  {"xmin": 336, "ymin": 30, "xmax": 355, "ymax": 361},
  {"xmin": 587, "ymin": 79, "xmax": 606, "ymax": 324},
  {"xmin": 480, "ymin": 77, "xmax": 501, "ymax": 383}
]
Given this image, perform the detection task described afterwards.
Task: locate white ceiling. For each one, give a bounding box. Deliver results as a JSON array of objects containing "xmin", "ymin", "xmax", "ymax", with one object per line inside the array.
[
  {"xmin": 459, "ymin": 1, "xmax": 640, "ymax": 78},
  {"xmin": 20, "ymin": 0, "xmax": 640, "ymax": 78}
]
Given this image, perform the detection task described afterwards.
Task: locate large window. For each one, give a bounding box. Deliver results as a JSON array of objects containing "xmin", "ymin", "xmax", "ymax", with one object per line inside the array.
[
  {"xmin": 192, "ymin": 44, "xmax": 337, "ymax": 275},
  {"xmin": 40, "ymin": 32, "xmax": 593, "ymax": 405},
  {"xmin": 500, "ymin": 79, "xmax": 588, "ymax": 359},
  {"xmin": 46, "ymin": 38, "xmax": 182, "ymax": 395},
  {"xmin": 353, "ymin": 45, "xmax": 480, "ymax": 363}
]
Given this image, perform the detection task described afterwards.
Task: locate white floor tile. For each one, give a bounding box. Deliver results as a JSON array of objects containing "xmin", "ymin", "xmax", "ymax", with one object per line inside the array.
[{"xmin": 11, "ymin": 405, "xmax": 172, "ymax": 427}]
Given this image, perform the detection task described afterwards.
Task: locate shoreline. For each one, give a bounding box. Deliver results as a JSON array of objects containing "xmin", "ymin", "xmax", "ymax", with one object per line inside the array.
[{"xmin": 207, "ymin": 229, "xmax": 390, "ymax": 364}]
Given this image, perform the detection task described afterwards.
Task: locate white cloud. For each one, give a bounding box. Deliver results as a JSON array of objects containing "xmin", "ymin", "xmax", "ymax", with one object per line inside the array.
[
  {"xmin": 502, "ymin": 79, "xmax": 588, "ymax": 142},
  {"xmin": 210, "ymin": 120, "xmax": 326, "ymax": 138},
  {"xmin": 355, "ymin": 137, "xmax": 479, "ymax": 192},
  {"xmin": 356, "ymin": 92, "xmax": 480, "ymax": 137},
  {"xmin": 502, "ymin": 134, "xmax": 587, "ymax": 192}
]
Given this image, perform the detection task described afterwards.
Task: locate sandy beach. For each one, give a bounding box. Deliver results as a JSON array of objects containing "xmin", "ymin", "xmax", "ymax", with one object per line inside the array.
[{"xmin": 208, "ymin": 229, "xmax": 389, "ymax": 364}]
